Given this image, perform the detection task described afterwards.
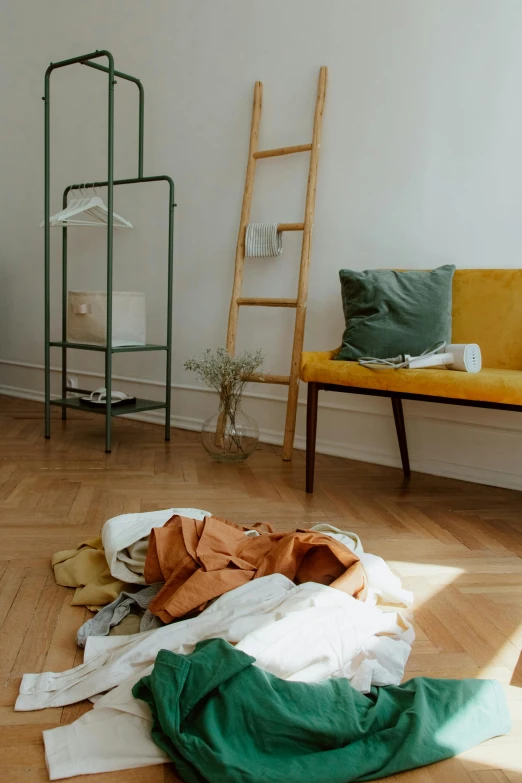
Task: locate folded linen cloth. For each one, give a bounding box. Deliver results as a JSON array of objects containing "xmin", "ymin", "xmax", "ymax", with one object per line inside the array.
[
  {"xmin": 76, "ymin": 583, "xmax": 164, "ymax": 648},
  {"xmin": 245, "ymin": 222, "xmax": 283, "ymax": 257}
]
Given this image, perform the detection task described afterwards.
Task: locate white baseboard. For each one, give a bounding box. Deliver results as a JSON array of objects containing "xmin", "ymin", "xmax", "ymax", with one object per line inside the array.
[
  {"xmin": 2, "ymin": 360, "xmax": 522, "ymax": 492},
  {"xmin": 0, "ymin": 379, "xmax": 393, "ymax": 461},
  {"xmin": 2, "ymin": 377, "xmax": 522, "ymax": 492}
]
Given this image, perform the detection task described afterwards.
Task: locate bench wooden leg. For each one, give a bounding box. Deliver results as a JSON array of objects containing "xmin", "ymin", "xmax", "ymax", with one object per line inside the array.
[
  {"xmin": 391, "ymin": 396, "xmax": 411, "ymax": 478},
  {"xmin": 306, "ymin": 382, "xmax": 319, "ymax": 493}
]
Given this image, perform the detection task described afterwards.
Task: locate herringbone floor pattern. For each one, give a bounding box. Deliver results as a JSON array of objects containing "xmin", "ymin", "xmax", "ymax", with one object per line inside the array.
[{"xmin": 0, "ymin": 395, "xmax": 521, "ymax": 782}]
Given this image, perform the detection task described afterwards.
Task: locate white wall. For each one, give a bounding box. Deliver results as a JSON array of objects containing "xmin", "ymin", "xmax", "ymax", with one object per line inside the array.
[{"xmin": 3, "ymin": 0, "xmax": 522, "ymax": 489}]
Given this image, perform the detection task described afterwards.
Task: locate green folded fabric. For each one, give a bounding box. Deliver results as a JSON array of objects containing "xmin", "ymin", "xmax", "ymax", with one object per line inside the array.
[
  {"xmin": 133, "ymin": 638, "xmax": 510, "ymax": 783},
  {"xmin": 335, "ymin": 265, "xmax": 455, "ymax": 361}
]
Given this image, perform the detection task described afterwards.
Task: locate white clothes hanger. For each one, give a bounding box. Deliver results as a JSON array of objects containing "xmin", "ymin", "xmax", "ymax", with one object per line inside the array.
[
  {"xmin": 65, "ymin": 190, "xmax": 133, "ymax": 228},
  {"xmin": 46, "ymin": 196, "xmax": 82, "ymax": 225},
  {"xmin": 40, "ymin": 187, "xmax": 133, "ymax": 229},
  {"xmin": 43, "ymin": 188, "xmax": 87, "ymax": 226}
]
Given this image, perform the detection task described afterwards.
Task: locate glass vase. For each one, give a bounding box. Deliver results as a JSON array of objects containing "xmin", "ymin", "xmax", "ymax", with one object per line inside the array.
[{"xmin": 201, "ymin": 406, "xmax": 259, "ymax": 462}]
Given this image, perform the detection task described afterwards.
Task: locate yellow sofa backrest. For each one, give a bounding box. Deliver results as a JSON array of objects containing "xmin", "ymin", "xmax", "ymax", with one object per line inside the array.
[{"xmin": 452, "ymin": 269, "xmax": 522, "ymax": 370}]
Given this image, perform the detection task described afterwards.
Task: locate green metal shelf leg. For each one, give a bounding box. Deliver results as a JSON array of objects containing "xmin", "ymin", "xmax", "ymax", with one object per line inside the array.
[
  {"xmin": 61, "ymin": 349, "xmax": 67, "ymax": 420},
  {"xmin": 105, "ymin": 362, "xmax": 112, "ymax": 453},
  {"xmin": 61, "ymin": 202, "xmax": 68, "ymax": 420},
  {"xmin": 105, "ymin": 58, "xmax": 115, "ymax": 453},
  {"xmin": 165, "ymin": 352, "xmax": 171, "ymax": 441},
  {"xmin": 165, "ymin": 182, "xmax": 175, "ymax": 441},
  {"xmin": 44, "ymin": 70, "xmax": 51, "ymax": 438}
]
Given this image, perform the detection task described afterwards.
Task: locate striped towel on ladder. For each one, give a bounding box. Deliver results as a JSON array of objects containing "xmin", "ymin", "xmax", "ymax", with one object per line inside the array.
[{"xmin": 245, "ymin": 223, "xmax": 283, "ymax": 258}]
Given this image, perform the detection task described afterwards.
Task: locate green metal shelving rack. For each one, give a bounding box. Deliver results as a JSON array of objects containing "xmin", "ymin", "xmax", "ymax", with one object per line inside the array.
[{"xmin": 43, "ymin": 50, "xmax": 175, "ymax": 452}]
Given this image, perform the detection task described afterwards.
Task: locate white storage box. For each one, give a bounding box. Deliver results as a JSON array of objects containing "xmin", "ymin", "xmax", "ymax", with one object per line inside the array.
[{"xmin": 67, "ymin": 291, "xmax": 146, "ymax": 347}]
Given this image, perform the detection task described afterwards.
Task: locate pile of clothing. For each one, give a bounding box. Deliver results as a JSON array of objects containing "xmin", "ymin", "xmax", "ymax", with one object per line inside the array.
[{"xmin": 16, "ymin": 508, "xmax": 511, "ymax": 782}]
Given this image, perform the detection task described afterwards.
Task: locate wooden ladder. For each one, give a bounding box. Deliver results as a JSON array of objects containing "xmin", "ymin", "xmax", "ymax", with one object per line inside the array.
[{"xmin": 226, "ymin": 66, "xmax": 327, "ymax": 461}]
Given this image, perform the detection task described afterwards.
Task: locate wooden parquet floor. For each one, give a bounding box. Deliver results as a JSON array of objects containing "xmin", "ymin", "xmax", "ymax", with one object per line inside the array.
[{"xmin": 0, "ymin": 395, "xmax": 521, "ymax": 782}]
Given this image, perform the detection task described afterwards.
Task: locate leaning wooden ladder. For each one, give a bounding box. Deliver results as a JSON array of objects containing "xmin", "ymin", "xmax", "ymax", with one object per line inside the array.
[{"xmin": 226, "ymin": 66, "xmax": 327, "ymax": 461}]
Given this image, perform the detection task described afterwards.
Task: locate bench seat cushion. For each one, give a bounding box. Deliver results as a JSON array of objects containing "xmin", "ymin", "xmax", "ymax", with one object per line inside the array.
[{"xmin": 301, "ymin": 350, "xmax": 522, "ymax": 406}]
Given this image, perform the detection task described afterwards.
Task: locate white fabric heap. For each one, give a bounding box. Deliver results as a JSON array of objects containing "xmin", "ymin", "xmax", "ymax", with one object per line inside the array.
[
  {"xmin": 309, "ymin": 524, "xmax": 414, "ymax": 607},
  {"xmin": 39, "ymin": 576, "xmax": 413, "ymax": 779},
  {"xmin": 19, "ymin": 521, "xmax": 414, "ymax": 780},
  {"xmin": 102, "ymin": 507, "xmax": 211, "ymax": 585}
]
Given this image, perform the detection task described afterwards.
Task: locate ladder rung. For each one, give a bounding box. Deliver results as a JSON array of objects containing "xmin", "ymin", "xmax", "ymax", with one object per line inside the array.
[
  {"xmin": 246, "ymin": 373, "xmax": 290, "ymax": 385},
  {"xmin": 278, "ymin": 223, "xmax": 304, "ymax": 231},
  {"xmin": 253, "ymin": 144, "xmax": 312, "ymax": 159},
  {"xmin": 242, "ymin": 223, "xmax": 303, "ymax": 236},
  {"xmin": 237, "ymin": 297, "xmax": 298, "ymax": 307}
]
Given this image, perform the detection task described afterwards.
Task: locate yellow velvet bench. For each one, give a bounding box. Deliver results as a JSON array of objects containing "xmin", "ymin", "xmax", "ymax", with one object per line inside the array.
[{"xmin": 301, "ymin": 269, "xmax": 522, "ymax": 492}]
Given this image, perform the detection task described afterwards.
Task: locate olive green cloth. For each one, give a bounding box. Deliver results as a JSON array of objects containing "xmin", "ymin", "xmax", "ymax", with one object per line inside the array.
[
  {"xmin": 133, "ymin": 638, "xmax": 510, "ymax": 783},
  {"xmin": 52, "ymin": 537, "xmax": 132, "ymax": 611},
  {"xmin": 336, "ymin": 265, "xmax": 455, "ymax": 361}
]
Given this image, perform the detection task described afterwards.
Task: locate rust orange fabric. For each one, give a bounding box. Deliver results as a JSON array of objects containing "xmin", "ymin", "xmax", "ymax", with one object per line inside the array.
[{"xmin": 145, "ymin": 515, "xmax": 367, "ymax": 622}]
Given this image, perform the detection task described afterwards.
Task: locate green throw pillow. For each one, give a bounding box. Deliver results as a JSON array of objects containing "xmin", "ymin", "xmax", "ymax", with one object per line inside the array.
[{"xmin": 335, "ymin": 265, "xmax": 455, "ymax": 361}]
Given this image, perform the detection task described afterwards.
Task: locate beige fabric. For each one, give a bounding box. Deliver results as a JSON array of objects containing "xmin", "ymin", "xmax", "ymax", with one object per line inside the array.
[
  {"xmin": 108, "ymin": 612, "xmax": 142, "ymax": 637},
  {"xmin": 52, "ymin": 537, "xmax": 132, "ymax": 611},
  {"xmin": 145, "ymin": 515, "xmax": 368, "ymax": 622},
  {"xmin": 115, "ymin": 538, "xmax": 150, "ymax": 577}
]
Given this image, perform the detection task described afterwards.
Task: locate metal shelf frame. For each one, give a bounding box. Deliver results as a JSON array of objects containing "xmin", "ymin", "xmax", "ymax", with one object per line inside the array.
[{"xmin": 43, "ymin": 50, "xmax": 175, "ymax": 452}]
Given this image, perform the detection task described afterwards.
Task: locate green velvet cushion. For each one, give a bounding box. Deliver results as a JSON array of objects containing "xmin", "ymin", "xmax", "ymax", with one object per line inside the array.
[{"xmin": 335, "ymin": 265, "xmax": 456, "ymax": 361}]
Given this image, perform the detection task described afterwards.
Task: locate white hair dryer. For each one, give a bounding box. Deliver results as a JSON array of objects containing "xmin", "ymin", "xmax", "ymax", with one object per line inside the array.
[
  {"xmin": 358, "ymin": 343, "xmax": 482, "ymax": 372},
  {"xmin": 408, "ymin": 344, "xmax": 482, "ymax": 372}
]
